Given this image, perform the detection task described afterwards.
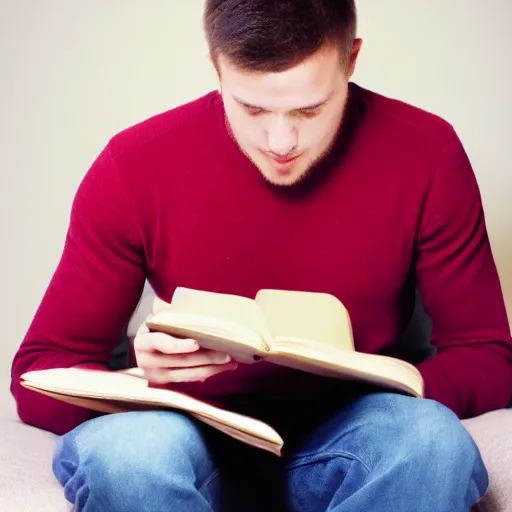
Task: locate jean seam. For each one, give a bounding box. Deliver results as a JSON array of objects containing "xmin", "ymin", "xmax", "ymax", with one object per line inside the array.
[
  {"xmin": 285, "ymin": 450, "xmax": 371, "ymax": 474},
  {"xmin": 198, "ymin": 469, "xmax": 221, "ymax": 495}
]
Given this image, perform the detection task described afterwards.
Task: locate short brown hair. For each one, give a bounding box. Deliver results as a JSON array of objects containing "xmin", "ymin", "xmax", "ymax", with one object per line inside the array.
[{"xmin": 204, "ymin": 0, "xmax": 357, "ymax": 72}]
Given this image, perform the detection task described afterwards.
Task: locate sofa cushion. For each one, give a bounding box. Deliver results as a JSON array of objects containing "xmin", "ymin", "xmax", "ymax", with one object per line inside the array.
[
  {"xmin": 463, "ymin": 409, "xmax": 512, "ymax": 512},
  {"xmin": 0, "ymin": 387, "xmax": 70, "ymax": 511}
]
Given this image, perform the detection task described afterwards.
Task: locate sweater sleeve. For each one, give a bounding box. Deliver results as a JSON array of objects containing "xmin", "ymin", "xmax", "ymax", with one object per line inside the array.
[
  {"xmin": 415, "ymin": 128, "xmax": 512, "ymax": 419},
  {"xmin": 10, "ymin": 143, "xmax": 147, "ymax": 434}
]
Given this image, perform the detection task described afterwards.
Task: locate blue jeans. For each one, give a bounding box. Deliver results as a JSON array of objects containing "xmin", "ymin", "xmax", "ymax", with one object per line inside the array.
[{"xmin": 53, "ymin": 392, "xmax": 488, "ymax": 511}]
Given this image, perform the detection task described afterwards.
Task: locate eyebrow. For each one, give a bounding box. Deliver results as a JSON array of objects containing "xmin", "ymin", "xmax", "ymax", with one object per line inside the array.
[{"xmin": 233, "ymin": 94, "xmax": 331, "ymax": 112}]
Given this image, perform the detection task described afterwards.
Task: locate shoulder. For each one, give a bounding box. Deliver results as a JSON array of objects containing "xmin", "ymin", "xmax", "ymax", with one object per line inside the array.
[
  {"xmin": 347, "ymin": 83, "xmax": 477, "ymax": 219},
  {"xmin": 75, "ymin": 90, "xmax": 225, "ymax": 220},
  {"xmin": 350, "ymin": 83, "xmax": 462, "ymax": 157},
  {"xmin": 105, "ymin": 90, "xmax": 222, "ymax": 161}
]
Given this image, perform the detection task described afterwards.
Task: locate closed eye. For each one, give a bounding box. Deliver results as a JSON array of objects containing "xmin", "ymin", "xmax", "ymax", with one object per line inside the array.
[
  {"xmin": 296, "ymin": 108, "xmax": 322, "ymax": 119},
  {"xmin": 244, "ymin": 105, "xmax": 267, "ymax": 116},
  {"xmin": 240, "ymin": 103, "xmax": 323, "ymax": 118}
]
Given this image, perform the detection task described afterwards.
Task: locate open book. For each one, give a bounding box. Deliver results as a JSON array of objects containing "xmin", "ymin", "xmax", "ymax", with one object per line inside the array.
[
  {"xmin": 20, "ymin": 287, "xmax": 424, "ymax": 456},
  {"xmin": 21, "ymin": 367, "xmax": 285, "ymax": 455},
  {"xmin": 145, "ymin": 287, "xmax": 424, "ymax": 398}
]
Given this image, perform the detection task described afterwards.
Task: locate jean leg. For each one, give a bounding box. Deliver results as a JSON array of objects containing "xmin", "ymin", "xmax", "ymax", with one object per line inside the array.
[
  {"xmin": 285, "ymin": 393, "xmax": 488, "ymax": 512},
  {"xmin": 52, "ymin": 410, "xmax": 223, "ymax": 512}
]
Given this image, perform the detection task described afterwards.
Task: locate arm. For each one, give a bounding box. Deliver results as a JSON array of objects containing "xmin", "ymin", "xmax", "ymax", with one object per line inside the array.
[
  {"xmin": 415, "ymin": 127, "xmax": 512, "ymax": 419},
  {"xmin": 10, "ymin": 143, "xmax": 146, "ymax": 434}
]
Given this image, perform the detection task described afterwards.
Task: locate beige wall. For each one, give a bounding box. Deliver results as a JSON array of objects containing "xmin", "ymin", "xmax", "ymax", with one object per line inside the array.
[{"xmin": 1, "ymin": 1, "xmax": 511, "ymax": 380}]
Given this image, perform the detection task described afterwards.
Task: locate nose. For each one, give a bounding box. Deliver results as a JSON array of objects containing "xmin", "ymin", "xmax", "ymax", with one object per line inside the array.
[{"xmin": 267, "ymin": 116, "xmax": 298, "ymax": 157}]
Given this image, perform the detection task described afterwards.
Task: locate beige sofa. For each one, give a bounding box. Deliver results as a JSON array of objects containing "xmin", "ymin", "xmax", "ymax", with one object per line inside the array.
[{"xmin": 1, "ymin": 284, "xmax": 511, "ymax": 511}]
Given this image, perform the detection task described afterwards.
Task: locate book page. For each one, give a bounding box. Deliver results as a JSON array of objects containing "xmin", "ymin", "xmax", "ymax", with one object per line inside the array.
[
  {"xmin": 153, "ymin": 288, "xmax": 273, "ymax": 347},
  {"xmin": 265, "ymin": 344, "xmax": 424, "ymax": 398},
  {"xmin": 20, "ymin": 368, "xmax": 284, "ymax": 455},
  {"xmin": 255, "ymin": 289, "xmax": 354, "ymax": 350}
]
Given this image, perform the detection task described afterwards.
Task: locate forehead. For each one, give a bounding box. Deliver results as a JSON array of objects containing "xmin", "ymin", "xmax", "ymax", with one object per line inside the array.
[{"xmin": 218, "ymin": 45, "xmax": 344, "ymax": 110}]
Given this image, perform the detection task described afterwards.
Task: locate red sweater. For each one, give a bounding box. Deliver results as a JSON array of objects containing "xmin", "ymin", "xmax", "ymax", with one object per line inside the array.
[{"xmin": 11, "ymin": 83, "xmax": 512, "ymax": 434}]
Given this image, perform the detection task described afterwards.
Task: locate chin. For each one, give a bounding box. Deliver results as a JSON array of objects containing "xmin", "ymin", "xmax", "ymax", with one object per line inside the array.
[
  {"xmin": 263, "ymin": 170, "xmax": 307, "ymax": 187},
  {"xmin": 244, "ymin": 146, "xmax": 323, "ymax": 187}
]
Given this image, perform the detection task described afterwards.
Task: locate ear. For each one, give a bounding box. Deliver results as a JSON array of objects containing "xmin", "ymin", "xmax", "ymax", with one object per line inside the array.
[{"xmin": 347, "ymin": 38, "xmax": 363, "ymax": 77}]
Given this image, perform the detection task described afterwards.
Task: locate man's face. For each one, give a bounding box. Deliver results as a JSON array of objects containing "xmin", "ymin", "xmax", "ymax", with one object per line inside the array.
[{"xmin": 218, "ymin": 43, "xmax": 360, "ymax": 186}]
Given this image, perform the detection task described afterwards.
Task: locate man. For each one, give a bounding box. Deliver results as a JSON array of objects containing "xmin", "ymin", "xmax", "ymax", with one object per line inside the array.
[{"xmin": 10, "ymin": 1, "xmax": 512, "ymax": 510}]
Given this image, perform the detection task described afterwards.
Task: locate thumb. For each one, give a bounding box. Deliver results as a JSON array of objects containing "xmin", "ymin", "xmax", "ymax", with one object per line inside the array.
[{"xmin": 136, "ymin": 320, "xmax": 150, "ymax": 337}]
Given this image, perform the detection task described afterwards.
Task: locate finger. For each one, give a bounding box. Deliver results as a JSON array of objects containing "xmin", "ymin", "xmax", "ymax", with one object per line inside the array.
[
  {"xmin": 137, "ymin": 349, "xmax": 232, "ymax": 369},
  {"xmin": 144, "ymin": 362, "xmax": 238, "ymax": 384},
  {"xmin": 135, "ymin": 332, "xmax": 200, "ymax": 354}
]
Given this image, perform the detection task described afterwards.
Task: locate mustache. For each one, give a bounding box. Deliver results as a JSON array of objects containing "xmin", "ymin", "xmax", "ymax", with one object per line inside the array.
[{"xmin": 263, "ymin": 150, "xmax": 302, "ymax": 158}]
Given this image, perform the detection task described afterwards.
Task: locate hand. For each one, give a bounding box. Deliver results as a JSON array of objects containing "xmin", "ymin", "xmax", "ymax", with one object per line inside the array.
[{"xmin": 133, "ymin": 322, "xmax": 238, "ymax": 384}]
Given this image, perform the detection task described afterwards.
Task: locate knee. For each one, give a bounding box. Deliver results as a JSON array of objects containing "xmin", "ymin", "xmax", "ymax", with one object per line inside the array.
[
  {"xmin": 53, "ymin": 411, "xmax": 214, "ymax": 504},
  {"xmin": 402, "ymin": 399, "xmax": 478, "ymax": 462},
  {"xmin": 371, "ymin": 396, "xmax": 484, "ymax": 472},
  {"xmin": 66, "ymin": 410, "xmax": 206, "ymax": 470}
]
